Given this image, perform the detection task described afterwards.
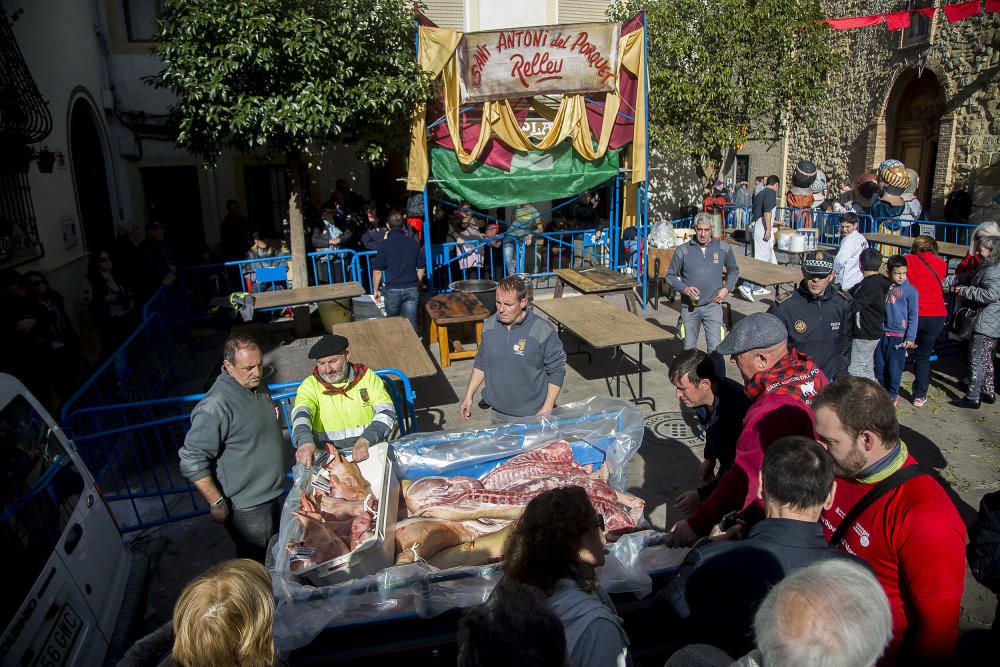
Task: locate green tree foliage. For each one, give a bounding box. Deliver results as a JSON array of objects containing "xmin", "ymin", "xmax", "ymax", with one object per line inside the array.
[
  {"xmin": 153, "ymin": 0, "xmax": 430, "ymax": 300},
  {"xmin": 609, "ymin": 0, "xmax": 835, "ymax": 176},
  {"xmin": 154, "ymin": 0, "xmax": 430, "ymax": 166}
]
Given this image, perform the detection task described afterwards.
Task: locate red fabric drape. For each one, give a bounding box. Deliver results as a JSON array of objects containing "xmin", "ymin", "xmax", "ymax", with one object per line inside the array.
[
  {"xmin": 943, "ymin": 1, "xmax": 981, "ymax": 22},
  {"xmin": 884, "ymin": 12, "xmax": 912, "ymax": 31},
  {"xmin": 914, "ymin": 7, "xmax": 937, "ymax": 18},
  {"xmin": 824, "ymin": 15, "xmax": 884, "ymax": 29},
  {"xmin": 986, "ymin": 0, "xmax": 1000, "ymax": 13}
]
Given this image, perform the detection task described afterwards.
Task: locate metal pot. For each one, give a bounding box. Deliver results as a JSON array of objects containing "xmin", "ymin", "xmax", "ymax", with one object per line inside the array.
[{"xmin": 449, "ymin": 279, "xmax": 498, "ymax": 314}]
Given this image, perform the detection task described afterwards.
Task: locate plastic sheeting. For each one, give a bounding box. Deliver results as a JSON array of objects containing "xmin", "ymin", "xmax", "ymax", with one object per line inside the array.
[
  {"xmin": 392, "ymin": 395, "xmax": 645, "ymax": 491},
  {"xmin": 269, "ymin": 396, "xmax": 651, "ymax": 654}
]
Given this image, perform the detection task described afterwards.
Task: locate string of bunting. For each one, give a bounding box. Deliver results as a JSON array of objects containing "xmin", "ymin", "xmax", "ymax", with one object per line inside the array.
[{"xmin": 824, "ymin": 0, "xmax": 998, "ymax": 31}]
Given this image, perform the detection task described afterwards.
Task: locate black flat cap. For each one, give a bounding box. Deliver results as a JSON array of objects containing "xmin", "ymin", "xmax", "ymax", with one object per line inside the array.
[{"xmin": 308, "ymin": 334, "xmax": 349, "ymax": 359}]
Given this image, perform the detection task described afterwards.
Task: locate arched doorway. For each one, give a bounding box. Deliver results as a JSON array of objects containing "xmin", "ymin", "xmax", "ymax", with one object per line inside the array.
[
  {"xmin": 886, "ymin": 69, "xmax": 945, "ymax": 207},
  {"xmin": 69, "ymin": 98, "xmax": 114, "ymax": 252}
]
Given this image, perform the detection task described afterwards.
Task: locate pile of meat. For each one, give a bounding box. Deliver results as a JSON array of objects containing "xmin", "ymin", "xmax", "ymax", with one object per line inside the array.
[
  {"xmin": 287, "ymin": 445, "xmax": 378, "ymax": 572},
  {"xmin": 394, "ymin": 440, "xmax": 644, "ymax": 568}
]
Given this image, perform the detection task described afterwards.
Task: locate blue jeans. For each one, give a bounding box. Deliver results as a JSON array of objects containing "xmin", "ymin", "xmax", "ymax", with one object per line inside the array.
[
  {"xmin": 910, "ymin": 315, "xmax": 946, "ymax": 399},
  {"xmin": 503, "ymin": 237, "xmax": 523, "ymax": 276},
  {"xmin": 874, "ymin": 336, "xmax": 907, "ymax": 398},
  {"xmin": 383, "ymin": 286, "xmax": 420, "ymax": 332}
]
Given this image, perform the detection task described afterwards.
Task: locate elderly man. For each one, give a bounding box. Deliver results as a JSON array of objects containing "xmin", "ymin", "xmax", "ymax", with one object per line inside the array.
[
  {"xmin": 668, "ymin": 313, "xmax": 828, "ymax": 547},
  {"xmin": 768, "ymin": 249, "xmax": 853, "ymax": 382},
  {"xmin": 291, "ymin": 334, "xmax": 396, "ymax": 465},
  {"xmin": 179, "ymin": 334, "xmax": 287, "ymax": 561},
  {"xmin": 666, "ymin": 559, "xmax": 893, "ymax": 667},
  {"xmin": 460, "ymin": 274, "xmax": 566, "ymax": 423},
  {"xmin": 669, "ymin": 349, "xmax": 751, "ymax": 515},
  {"xmin": 813, "ymin": 377, "xmax": 966, "ymax": 662},
  {"xmin": 833, "ymin": 212, "xmax": 869, "ymax": 290},
  {"xmin": 664, "ymin": 436, "xmax": 851, "ymax": 657},
  {"xmin": 665, "ymin": 212, "xmax": 740, "ymax": 353}
]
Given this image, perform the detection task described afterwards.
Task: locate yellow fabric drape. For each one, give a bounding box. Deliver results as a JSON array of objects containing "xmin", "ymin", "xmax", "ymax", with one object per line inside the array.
[
  {"xmin": 406, "ymin": 23, "xmax": 648, "ymax": 190},
  {"xmin": 406, "ymin": 27, "xmax": 463, "ymax": 190},
  {"xmin": 620, "ymin": 153, "xmax": 640, "ymax": 229}
]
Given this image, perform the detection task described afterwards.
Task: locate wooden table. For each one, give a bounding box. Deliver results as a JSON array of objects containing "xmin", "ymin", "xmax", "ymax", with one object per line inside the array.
[
  {"xmin": 554, "ymin": 267, "xmax": 641, "ymax": 314},
  {"xmin": 329, "ymin": 317, "xmax": 437, "ymax": 379},
  {"xmin": 864, "ymin": 232, "xmax": 967, "ymax": 260},
  {"xmin": 534, "ymin": 295, "xmax": 674, "ymax": 408},
  {"xmin": 424, "ymin": 292, "xmax": 491, "ymax": 368},
  {"xmin": 249, "ymin": 282, "xmax": 365, "ymax": 310},
  {"xmin": 733, "ymin": 255, "xmax": 802, "ymax": 292}
]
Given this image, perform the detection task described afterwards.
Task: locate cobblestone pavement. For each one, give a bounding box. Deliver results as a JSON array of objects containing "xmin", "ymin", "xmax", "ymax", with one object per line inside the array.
[{"xmin": 134, "ymin": 276, "xmax": 999, "ymax": 652}]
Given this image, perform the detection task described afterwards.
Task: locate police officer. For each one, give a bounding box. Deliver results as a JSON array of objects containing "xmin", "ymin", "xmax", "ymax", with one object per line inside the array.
[
  {"xmin": 290, "ymin": 334, "xmax": 396, "ymax": 465},
  {"xmin": 768, "ymin": 250, "xmax": 853, "ymax": 381}
]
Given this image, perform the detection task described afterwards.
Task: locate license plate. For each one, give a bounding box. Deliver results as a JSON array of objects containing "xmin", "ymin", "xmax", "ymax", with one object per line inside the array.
[{"xmin": 33, "ymin": 605, "xmax": 82, "ymax": 667}]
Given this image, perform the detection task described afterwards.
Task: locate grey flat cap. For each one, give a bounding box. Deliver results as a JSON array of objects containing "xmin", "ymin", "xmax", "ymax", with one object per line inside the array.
[{"xmin": 716, "ymin": 312, "xmax": 788, "ymax": 356}]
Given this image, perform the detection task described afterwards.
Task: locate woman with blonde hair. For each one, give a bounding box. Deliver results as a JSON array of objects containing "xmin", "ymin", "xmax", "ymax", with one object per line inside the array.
[{"xmin": 170, "ymin": 559, "xmax": 280, "ymax": 667}]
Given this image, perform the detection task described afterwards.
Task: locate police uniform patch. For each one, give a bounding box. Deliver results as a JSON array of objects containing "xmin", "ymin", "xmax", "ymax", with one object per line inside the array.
[
  {"xmin": 360, "ymin": 388, "xmax": 370, "ymax": 403},
  {"xmin": 794, "ymin": 319, "xmax": 807, "ymax": 334},
  {"xmin": 775, "ymin": 291, "xmax": 792, "ymax": 303}
]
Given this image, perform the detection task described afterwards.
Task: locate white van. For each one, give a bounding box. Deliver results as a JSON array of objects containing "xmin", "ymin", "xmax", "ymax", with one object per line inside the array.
[{"xmin": 0, "ymin": 375, "xmax": 134, "ymax": 667}]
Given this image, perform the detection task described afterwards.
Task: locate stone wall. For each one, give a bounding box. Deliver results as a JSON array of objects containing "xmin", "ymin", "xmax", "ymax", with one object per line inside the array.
[{"xmin": 787, "ymin": 1, "xmax": 999, "ymax": 219}]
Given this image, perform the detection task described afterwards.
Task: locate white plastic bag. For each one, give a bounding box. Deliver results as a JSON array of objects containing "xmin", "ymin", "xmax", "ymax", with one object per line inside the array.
[{"xmin": 649, "ymin": 221, "xmax": 677, "ymax": 249}]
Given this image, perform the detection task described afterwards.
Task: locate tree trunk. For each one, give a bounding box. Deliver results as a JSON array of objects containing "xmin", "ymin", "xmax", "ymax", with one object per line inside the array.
[{"xmin": 286, "ymin": 149, "xmax": 312, "ymax": 337}]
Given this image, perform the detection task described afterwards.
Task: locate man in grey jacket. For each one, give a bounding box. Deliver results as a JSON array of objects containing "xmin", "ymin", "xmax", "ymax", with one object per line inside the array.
[
  {"xmin": 666, "ymin": 212, "xmax": 740, "ymax": 353},
  {"xmin": 179, "ymin": 333, "xmax": 287, "ymax": 560},
  {"xmin": 460, "ymin": 274, "xmax": 566, "ymax": 423}
]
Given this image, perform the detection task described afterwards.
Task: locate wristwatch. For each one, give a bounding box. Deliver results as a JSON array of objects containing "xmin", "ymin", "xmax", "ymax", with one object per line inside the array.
[{"xmin": 210, "ymin": 496, "xmax": 226, "ymax": 508}]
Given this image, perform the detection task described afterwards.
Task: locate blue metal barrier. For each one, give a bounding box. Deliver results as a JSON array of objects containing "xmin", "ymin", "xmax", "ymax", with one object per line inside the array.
[
  {"xmin": 723, "ymin": 205, "xmax": 751, "ymax": 230},
  {"xmin": 62, "ymin": 370, "xmax": 417, "ymax": 533},
  {"xmin": 308, "ymin": 248, "xmax": 360, "ymax": 287},
  {"xmin": 60, "ymin": 310, "xmax": 178, "ymax": 423},
  {"xmin": 876, "ymin": 217, "xmax": 976, "ymax": 247}
]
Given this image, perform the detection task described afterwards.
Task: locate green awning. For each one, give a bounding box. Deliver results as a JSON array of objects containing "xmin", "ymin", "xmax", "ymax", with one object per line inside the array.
[{"xmin": 431, "ymin": 143, "xmax": 621, "ymax": 209}]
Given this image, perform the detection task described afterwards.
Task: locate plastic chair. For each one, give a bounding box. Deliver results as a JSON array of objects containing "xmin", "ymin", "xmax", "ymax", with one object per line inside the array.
[{"xmin": 253, "ymin": 265, "xmax": 288, "ymax": 292}]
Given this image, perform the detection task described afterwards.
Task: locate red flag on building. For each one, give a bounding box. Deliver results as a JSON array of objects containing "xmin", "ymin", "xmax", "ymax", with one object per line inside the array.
[
  {"xmin": 824, "ymin": 15, "xmax": 884, "ymax": 29},
  {"xmin": 943, "ymin": 0, "xmax": 981, "ymax": 23},
  {"xmin": 986, "ymin": 0, "xmax": 1000, "ymax": 13},
  {"xmin": 884, "ymin": 11, "xmax": 912, "ymax": 31}
]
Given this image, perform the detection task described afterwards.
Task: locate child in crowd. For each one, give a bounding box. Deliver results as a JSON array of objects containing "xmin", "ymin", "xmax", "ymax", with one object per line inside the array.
[
  {"xmin": 876, "ymin": 255, "xmax": 919, "ymax": 406},
  {"xmin": 848, "ymin": 248, "xmax": 890, "ymax": 380}
]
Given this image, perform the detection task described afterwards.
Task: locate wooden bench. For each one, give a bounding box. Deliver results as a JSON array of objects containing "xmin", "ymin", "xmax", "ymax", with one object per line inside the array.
[{"xmin": 424, "ymin": 292, "xmax": 491, "ymax": 368}]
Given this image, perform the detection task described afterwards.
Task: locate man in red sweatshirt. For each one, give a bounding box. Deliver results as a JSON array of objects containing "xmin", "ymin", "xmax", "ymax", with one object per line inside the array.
[
  {"xmin": 668, "ymin": 312, "xmax": 828, "ymax": 546},
  {"xmin": 814, "ymin": 377, "xmax": 966, "ymax": 663}
]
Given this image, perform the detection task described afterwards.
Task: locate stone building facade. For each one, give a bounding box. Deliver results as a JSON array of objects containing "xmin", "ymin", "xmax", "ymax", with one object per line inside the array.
[{"xmin": 739, "ymin": 1, "xmax": 999, "ymax": 222}]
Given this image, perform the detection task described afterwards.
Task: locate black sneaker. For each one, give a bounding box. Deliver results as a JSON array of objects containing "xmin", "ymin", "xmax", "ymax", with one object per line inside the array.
[
  {"xmin": 981, "ymin": 392, "xmax": 996, "ymax": 405},
  {"xmin": 950, "ymin": 397, "xmax": 981, "ymax": 409}
]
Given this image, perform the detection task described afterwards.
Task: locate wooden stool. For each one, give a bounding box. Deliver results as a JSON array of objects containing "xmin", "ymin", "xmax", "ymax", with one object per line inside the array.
[{"xmin": 424, "ymin": 292, "xmax": 491, "ymax": 368}]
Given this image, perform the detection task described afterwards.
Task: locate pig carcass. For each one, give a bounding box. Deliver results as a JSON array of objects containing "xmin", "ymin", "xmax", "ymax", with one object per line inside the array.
[
  {"xmin": 393, "ymin": 440, "xmax": 646, "ymax": 566},
  {"xmin": 287, "ymin": 445, "xmax": 379, "ymax": 571}
]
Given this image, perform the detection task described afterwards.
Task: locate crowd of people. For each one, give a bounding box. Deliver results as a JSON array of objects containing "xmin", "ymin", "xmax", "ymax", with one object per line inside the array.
[{"xmin": 10, "ymin": 158, "xmax": 993, "ymax": 664}]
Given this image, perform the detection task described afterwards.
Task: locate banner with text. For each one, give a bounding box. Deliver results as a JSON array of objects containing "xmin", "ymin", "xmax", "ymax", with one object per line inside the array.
[{"xmin": 458, "ymin": 22, "xmax": 620, "ymax": 103}]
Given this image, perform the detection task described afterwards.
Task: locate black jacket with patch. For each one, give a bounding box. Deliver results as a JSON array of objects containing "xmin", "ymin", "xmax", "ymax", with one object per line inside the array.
[{"xmin": 768, "ymin": 281, "xmax": 853, "ymax": 381}]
